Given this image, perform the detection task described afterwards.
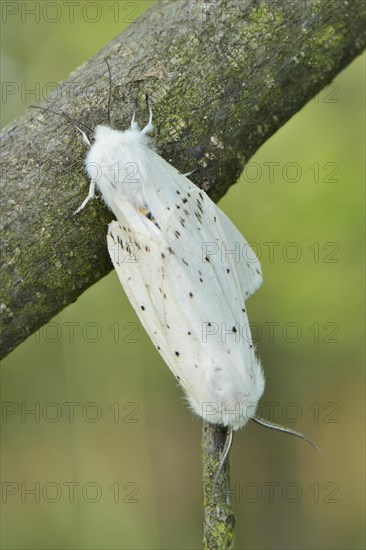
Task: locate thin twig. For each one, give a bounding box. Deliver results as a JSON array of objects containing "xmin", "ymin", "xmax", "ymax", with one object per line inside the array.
[{"xmin": 202, "ymin": 422, "xmax": 236, "ymax": 549}]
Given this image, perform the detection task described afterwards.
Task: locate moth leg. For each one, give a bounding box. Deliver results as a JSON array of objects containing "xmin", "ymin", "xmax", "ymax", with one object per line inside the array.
[
  {"xmin": 141, "ymin": 103, "xmax": 153, "ymax": 135},
  {"xmin": 212, "ymin": 427, "xmax": 234, "ymax": 499},
  {"xmin": 74, "ymin": 180, "xmax": 96, "ymax": 215},
  {"xmin": 252, "ymin": 416, "xmax": 320, "ymax": 453},
  {"xmin": 130, "ymin": 113, "xmax": 139, "ymax": 131},
  {"xmin": 75, "ymin": 126, "xmax": 92, "ymax": 147}
]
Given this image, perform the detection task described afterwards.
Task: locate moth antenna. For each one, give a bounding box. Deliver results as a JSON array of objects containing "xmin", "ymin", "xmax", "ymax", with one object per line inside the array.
[
  {"xmin": 104, "ymin": 58, "xmax": 112, "ymax": 126},
  {"xmin": 252, "ymin": 416, "xmax": 321, "ymax": 453},
  {"xmin": 212, "ymin": 427, "xmax": 234, "ymax": 498},
  {"xmin": 30, "ymin": 105, "xmax": 93, "ymax": 145}
]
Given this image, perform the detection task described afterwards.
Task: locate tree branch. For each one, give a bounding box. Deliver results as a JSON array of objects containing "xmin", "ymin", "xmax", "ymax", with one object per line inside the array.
[{"xmin": 0, "ymin": 1, "xmax": 365, "ymax": 355}]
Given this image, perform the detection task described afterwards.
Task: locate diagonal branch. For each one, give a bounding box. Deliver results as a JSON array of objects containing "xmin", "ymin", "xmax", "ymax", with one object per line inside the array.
[{"xmin": 1, "ymin": 0, "xmax": 365, "ymax": 356}]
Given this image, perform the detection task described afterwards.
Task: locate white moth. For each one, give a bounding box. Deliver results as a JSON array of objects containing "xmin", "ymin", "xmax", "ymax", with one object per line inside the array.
[
  {"xmin": 73, "ymin": 93, "xmax": 317, "ymax": 453},
  {"xmin": 77, "ymin": 110, "xmax": 265, "ymax": 431},
  {"xmin": 33, "ymin": 61, "xmax": 317, "ymax": 457}
]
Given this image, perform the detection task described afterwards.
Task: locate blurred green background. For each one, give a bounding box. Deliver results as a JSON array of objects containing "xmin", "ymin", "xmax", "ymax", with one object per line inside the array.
[{"xmin": 1, "ymin": 2, "xmax": 365, "ymax": 549}]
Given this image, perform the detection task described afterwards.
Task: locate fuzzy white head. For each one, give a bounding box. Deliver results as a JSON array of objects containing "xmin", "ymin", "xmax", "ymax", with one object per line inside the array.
[
  {"xmin": 85, "ymin": 124, "xmax": 153, "ymax": 214},
  {"xmin": 76, "ymin": 111, "xmax": 154, "ymax": 217}
]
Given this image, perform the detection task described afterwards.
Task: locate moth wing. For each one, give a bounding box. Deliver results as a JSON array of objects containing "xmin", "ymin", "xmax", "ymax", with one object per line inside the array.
[
  {"xmin": 138, "ymin": 152, "xmax": 262, "ymax": 298},
  {"xmin": 145, "ymin": 171, "xmax": 265, "ymax": 419},
  {"xmin": 214, "ymin": 206, "xmax": 262, "ymax": 298},
  {"xmin": 108, "ymin": 150, "xmax": 264, "ymax": 428},
  {"xmin": 160, "ymin": 209, "xmax": 256, "ymax": 370},
  {"xmin": 107, "ymin": 220, "xmax": 171, "ymax": 364},
  {"xmin": 107, "ymin": 220, "xmax": 209, "ymax": 399},
  {"xmin": 104, "ymin": 143, "xmax": 262, "ymax": 301},
  {"xmin": 154, "ymin": 212, "xmax": 265, "ymax": 426}
]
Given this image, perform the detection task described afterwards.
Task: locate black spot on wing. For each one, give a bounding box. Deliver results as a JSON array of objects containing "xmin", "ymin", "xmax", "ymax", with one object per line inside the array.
[{"xmin": 195, "ymin": 211, "xmax": 202, "ymax": 224}]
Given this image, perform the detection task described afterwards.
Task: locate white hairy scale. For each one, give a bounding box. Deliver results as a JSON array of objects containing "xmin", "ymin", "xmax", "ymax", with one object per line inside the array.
[{"xmin": 80, "ymin": 116, "xmax": 265, "ymax": 430}]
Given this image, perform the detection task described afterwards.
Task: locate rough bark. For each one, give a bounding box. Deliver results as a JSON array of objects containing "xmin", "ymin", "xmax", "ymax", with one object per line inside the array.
[{"xmin": 1, "ymin": 0, "xmax": 365, "ymax": 357}]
